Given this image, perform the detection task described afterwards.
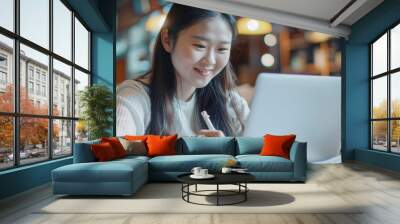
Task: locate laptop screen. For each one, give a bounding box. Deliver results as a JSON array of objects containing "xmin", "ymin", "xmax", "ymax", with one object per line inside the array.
[{"xmin": 244, "ymin": 73, "xmax": 341, "ymax": 163}]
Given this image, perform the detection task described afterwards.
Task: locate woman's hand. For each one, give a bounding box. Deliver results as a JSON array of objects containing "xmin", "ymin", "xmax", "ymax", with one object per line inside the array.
[{"xmin": 197, "ymin": 129, "xmax": 225, "ymax": 137}]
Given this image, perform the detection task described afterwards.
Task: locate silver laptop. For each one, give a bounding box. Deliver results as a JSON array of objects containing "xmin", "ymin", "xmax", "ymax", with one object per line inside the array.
[{"xmin": 243, "ymin": 73, "xmax": 341, "ymax": 163}]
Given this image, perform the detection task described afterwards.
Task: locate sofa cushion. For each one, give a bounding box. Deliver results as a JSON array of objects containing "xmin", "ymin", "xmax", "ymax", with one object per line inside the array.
[
  {"xmin": 260, "ymin": 134, "xmax": 296, "ymax": 159},
  {"xmin": 91, "ymin": 142, "xmax": 118, "ymax": 161},
  {"xmin": 52, "ymin": 158, "xmax": 147, "ymax": 183},
  {"xmin": 148, "ymin": 154, "xmax": 235, "ymax": 172},
  {"xmin": 53, "ymin": 163, "xmax": 132, "ymax": 183},
  {"xmin": 101, "ymin": 137, "xmax": 127, "ymax": 158},
  {"xmin": 73, "ymin": 139, "xmax": 100, "ymax": 163},
  {"xmin": 124, "ymin": 135, "xmax": 148, "ymax": 142},
  {"xmin": 114, "ymin": 155, "xmax": 150, "ymax": 163},
  {"xmin": 147, "ymin": 135, "xmax": 178, "ymax": 157},
  {"xmin": 236, "ymin": 155, "xmax": 293, "ymax": 172},
  {"xmin": 118, "ymin": 138, "xmax": 147, "ymax": 156},
  {"xmin": 178, "ymin": 137, "xmax": 235, "ymax": 155},
  {"xmin": 236, "ymin": 137, "xmax": 263, "ymax": 155}
]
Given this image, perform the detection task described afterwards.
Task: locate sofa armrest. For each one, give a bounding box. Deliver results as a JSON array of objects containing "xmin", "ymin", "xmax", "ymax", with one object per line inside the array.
[
  {"xmin": 289, "ymin": 141, "xmax": 307, "ymax": 181},
  {"xmin": 73, "ymin": 140, "xmax": 100, "ymax": 163}
]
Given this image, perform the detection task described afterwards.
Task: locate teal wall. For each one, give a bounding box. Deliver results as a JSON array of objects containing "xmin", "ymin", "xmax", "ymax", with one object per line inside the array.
[
  {"xmin": 91, "ymin": 0, "xmax": 116, "ymax": 136},
  {"xmin": 344, "ymin": 0, "xmax": 400, "ymax": 171},
  {"xmin": 355, "ymin": 149, "xmax": 400, "ymax": 172},
  {"xmin": 343, "ymin": 44, "xmax": 369, "ymax": 160},
  {"xmin": 0, "ymin": 158, "xmax": 72, "ymax": 199},
  {"xmin": 92, "ymin": 32, "xmax": 115, "ymax": 136},
  {"xmin": 0, "ymin": 0, "xmax": 115, "ymax": 200}
]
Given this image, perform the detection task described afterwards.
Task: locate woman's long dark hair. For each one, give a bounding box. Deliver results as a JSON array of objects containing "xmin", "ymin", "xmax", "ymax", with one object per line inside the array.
[{"xmin": 146, "ymin": 3, "xmax": 241, "ymax": 136}]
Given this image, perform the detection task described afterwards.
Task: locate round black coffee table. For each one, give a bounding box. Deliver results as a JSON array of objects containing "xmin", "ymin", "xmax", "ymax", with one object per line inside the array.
[{"xmin": 177, "ymin": 173, "xmax": 255, "ymax": 206}]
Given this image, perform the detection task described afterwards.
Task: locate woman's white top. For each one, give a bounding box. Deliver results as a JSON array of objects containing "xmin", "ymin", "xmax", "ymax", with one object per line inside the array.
[{"xmin": 116, "ymin": 80, "xmax": 250, "ymax": 137}]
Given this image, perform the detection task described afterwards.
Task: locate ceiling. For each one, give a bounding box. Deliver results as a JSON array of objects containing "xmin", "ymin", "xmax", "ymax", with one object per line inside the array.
[{"xmin": 167, "ymin": 0, "xmax": 384, "ymax": 38}]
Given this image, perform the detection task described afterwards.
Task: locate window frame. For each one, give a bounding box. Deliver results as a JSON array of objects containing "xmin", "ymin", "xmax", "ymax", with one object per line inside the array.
[
  {"xmin": 0, "ymin": 0, "xmax": 92, "ymax": 171},
  {"xmin": 370, "ymin": 19, "xmax": 400, "ymax": 154},
  {"xmin": 0, "ymin": 71, "xmax": 7, "ymax": 85}
]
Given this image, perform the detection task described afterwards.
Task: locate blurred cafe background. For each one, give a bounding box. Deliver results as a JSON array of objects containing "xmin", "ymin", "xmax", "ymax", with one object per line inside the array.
[{"xmin": 116, "ymin": 0, "xmax": 343, "ymax": 104}]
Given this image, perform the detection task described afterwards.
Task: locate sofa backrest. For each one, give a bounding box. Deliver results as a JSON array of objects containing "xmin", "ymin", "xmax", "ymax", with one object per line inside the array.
[
  {"xmin": 74, "ymin": 137, "xmax": 237, "ymax": 162},
  {"xmin": 73, "ymin": 139, "xmax": 100, "ymax": 163},
  {"xmin": 235, "ymin": 137, "xmax": 264, "ymax": 155},
  {"xmin": 177, "ymin": 137, "xmax": 236, "ymax": 155},
  {"xmin": 73, "ymin": 136, "xmax": 302, "ymax": 162}
]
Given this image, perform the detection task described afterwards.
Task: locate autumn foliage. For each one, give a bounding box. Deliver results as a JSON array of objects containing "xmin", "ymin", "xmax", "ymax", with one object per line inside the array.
[
  {"xmin": 372, "ymin": 99, "xmax": 400, "ymax": 141},
  {"xmin": 0, "ymin": 84, "xmax": 59, "ymax": 150}
]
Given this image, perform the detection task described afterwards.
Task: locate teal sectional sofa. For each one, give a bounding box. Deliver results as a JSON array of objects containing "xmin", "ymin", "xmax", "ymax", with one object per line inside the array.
[{"xmin": 52, "ymin": 137, "xmax": 307, "ymax": 196}]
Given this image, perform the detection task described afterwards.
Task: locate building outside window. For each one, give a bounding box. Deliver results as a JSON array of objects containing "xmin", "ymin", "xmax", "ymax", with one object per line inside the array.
[
  {"xmin": 0, "ymin": 54, "xmax": 7, "ymax": 67},
  {"xmin": 0, "ymin": 54, "xmax": 7, "ymax": 89},
  {"xmin": 54, "ymin": 89, "xmax": 58, "ymax": 103},
  {"xmin": 28, "ymin": 67, "xmax": 34, "ymax": 80},
  {"xmin": 0, "ymin": 71, "xmax": 7, "ymax": 87},
  {"xmin": 41, "ymin": 85, "xmax": 46, "ymax": 97},
  {"xmin": 35, "ymin": 70, "xmax": 40, "ymax": 81},
  {"xmin": 35, "ymin": 83, "xmax": 40, "ymax": 95},
  {"xmin": 28, "ymin": 81, "xmax": 34, "ymax": 94}
]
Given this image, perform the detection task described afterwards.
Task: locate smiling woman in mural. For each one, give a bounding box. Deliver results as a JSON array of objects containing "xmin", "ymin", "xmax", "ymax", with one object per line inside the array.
[{"xmin": 117, "ymin": 3, "xmax": 249, "ymax": 137}]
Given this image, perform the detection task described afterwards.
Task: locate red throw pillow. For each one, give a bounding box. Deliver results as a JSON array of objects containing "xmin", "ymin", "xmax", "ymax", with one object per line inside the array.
[
  {"xmin": 91, "ymin": 142, "xmax": 118, "ymax": 161},
  {"xmin": 101, "ymin": 137, "xmax": 127, "ymax": 158},
  {"xmin": 146, "ymin": 134, "xmax": 178, "ymax": 157},
  {"xmin": 260, "ymin": 134, "xmax": 296, "ymax": 159}
]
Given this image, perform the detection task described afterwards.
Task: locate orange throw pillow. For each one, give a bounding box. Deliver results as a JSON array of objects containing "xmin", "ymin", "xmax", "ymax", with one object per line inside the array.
[
  {"xmin": 124, "ymin": 135, "xmax": 148, "ymax": 142},
  {"xmin": 91, "ymin": 142, "xmax": 117, "ymax": 161},
  {"xmin": 146, "ymin": 134, "xmax": 178, "ymax": 157},
  {"xmin": 260, "ymin": 134, "xmax": 296, "ymax": 159},
  {"xmin": 101, "ymin": 137, "xmax": 127, "ymax": 158}
]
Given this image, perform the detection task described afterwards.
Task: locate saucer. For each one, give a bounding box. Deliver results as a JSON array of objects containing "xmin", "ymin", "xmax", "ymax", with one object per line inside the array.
[
  {"xmin": 232, "ymin": 170, "xmax": 249, "ymax": 174},
  {"xmin": 190, "ymin": 174, "xmax": 215, "ymax": 179}
]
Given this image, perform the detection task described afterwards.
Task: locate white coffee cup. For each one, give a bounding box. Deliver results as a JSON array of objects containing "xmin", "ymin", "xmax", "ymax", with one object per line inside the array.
[
  {"xmin": 191, "ymin": 167, "xmax": 202, "ymax": 176},
  {"xmin": 200, "ymin": 169, "xmax": 208, "ymax": 176},
  {"xmin": 221, "ymin": 167, "xmax": 232, "ymax": 174}
]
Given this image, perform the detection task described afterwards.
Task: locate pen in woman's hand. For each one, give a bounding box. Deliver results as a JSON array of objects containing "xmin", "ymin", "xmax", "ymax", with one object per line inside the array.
[{"xmin": 201, "ymin": 110, "xmax": 216, "ymax": 130}]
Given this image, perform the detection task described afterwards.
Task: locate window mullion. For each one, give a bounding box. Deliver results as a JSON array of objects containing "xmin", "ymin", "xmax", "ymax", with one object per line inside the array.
[
  {"xmin": 72, "ymin": 11, "xmax": 76, "ymax": 155},
  {"xmin": 13, "ymin": 0, "xmax": 20, "ymax": 167},
  {"xmin": 49, "ymin": 0, "xmax": 53, "ymax": 160},
  {"xmin": 370, "ymin": 45, "xmax": 373, "ymax": 149},
  {"xmin": 388, "ymin": 30, "xmax": 391, "ymax": 152}
]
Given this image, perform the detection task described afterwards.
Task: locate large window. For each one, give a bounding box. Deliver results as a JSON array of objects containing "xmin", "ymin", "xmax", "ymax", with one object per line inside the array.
[
  {"xmin": 0, "ymin": 0, "xmax": 91, "ymax": 171},
  {"xmin": 371, "ymin": 22, "xmax": 400, "ymax": 153}
]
